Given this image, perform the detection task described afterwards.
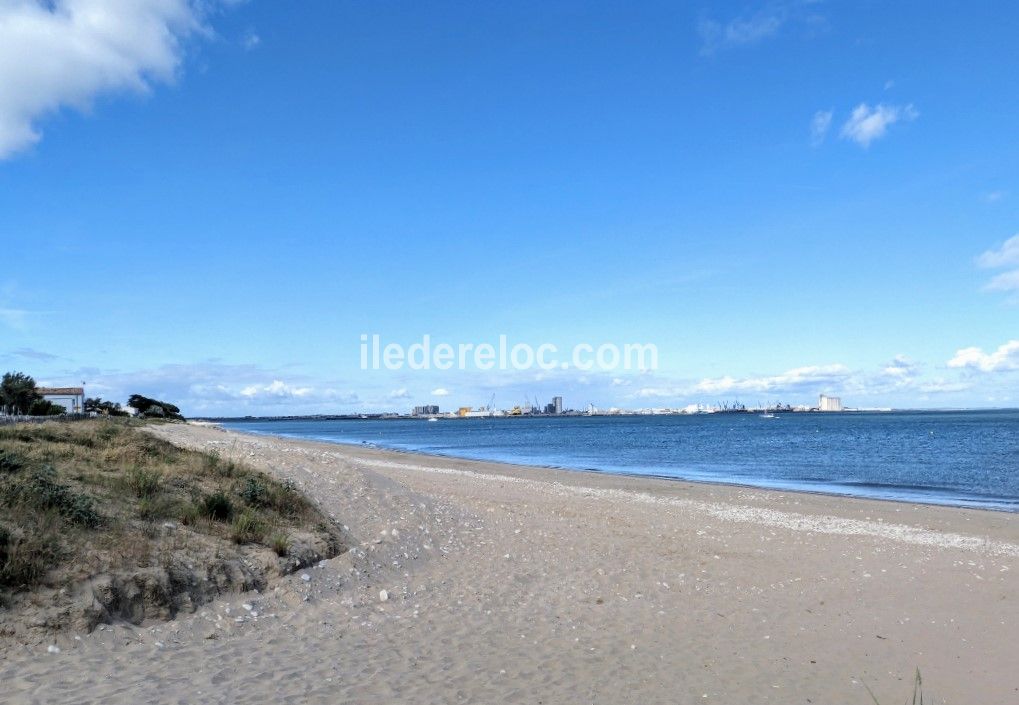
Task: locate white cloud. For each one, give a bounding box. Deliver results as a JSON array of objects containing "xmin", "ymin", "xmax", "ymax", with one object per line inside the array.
[
  {"xmin": 882, "ymin": 355, "xmax": 916, "ymax": 377},
  {"xmin": 976, "ymin": 234, "xmax": 1019, "ymax": 269},
  {"xmin": 631, "ymin": 357, "xmax": 976, "ymax": 404},
  {"xmin": 840, "ymin": 103, "xmax": 917, "ymax": 147},
  {"xmin": 694, "ymin": 364, "xmax": 851, "ymax": 394},
  {"xmin": 699, "ymin": 14, "xmax": 782, "ymax": 53},
  {"xmin": 878, "ymin": 355, "xmax": 921, "ymax": 387},
  {"xmin": 947, "ymin": 341, "xmax": 1019, "ymax": 373},
  {"xmin": 240, "ymin": 380, "xmax": 313, "ymax": 399},
  {"xmin": 975, "ymin": 235, "xmax": 1019, "ymax": 299},
  {"xmin": 635, "ymin": 386, "xmax": 682, "ymax": 399},
  {"xmin": 430, "ymin": 387, "xmax": 450, "ymax": 397},
  {"xmin": 388, "ymin": 388, "xmax": 411, "ymax": 400},
  {"xmin": 698, "ymin": 1, "xmax": 816, "ymax": 55},
  {"xmin": 0, "ymin": 0, "xmax": 213, "ymax": 159},
  {"xmin": 810, "ymin": 109, "xmax": 833, "ymax": 146},
  {"xmin": 696, "ymin": 1, "xmax": 823, "ymax": 55},
  {"xmin": 984, "ymin": 270, "xmax": 1019, "ymax": 293}
]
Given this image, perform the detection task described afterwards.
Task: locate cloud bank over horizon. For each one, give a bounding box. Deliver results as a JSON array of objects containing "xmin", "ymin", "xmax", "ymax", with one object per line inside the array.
[{"xmin": 4, "ymin": 342, "xmax": 1015, "ymax": 417}]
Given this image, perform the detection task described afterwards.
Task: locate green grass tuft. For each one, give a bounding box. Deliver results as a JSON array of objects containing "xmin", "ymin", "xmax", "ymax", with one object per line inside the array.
[
  {"xmin": 125, "ymin": 466, "xmax": 162, "ymax": 498},
  {"xmin": 268, "ymin": 530, "xmax": 290, "ymax": 556},
  {"xmin": 230, "ymin": 509, "xmax": 264, "ymax": 544}
]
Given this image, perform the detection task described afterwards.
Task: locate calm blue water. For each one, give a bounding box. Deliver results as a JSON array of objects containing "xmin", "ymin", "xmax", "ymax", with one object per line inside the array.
[{"xmin": 222, "ymin": 411, "xmax": 1019, "ymax": 511}]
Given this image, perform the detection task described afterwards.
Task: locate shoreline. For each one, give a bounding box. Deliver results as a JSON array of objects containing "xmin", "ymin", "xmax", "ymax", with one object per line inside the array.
[
  {"xmin": 225, "ymin": 424, "xmax": 1019, "ymax": 515},
  {"xmin": 242, "ymin": 426, "xmax": 1019, "ymax": 547},
  {"xmin": 5, "ymin": 422, "xmax": 1017, "ymax": 704}
]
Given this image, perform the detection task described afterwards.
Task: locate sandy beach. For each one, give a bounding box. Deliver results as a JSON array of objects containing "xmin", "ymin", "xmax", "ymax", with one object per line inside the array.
[{"xmin": 2, "ymin": 422, "xmax": 1017, "ymax": 704}]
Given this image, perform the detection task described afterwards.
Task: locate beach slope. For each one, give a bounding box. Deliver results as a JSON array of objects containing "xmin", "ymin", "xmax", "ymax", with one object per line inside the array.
[{"xmin": 2, "ymin": 423, "xmax": 1016, "ymax": 704}]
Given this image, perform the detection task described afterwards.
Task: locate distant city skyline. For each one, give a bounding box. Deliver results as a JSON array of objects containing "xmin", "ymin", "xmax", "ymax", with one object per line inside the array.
[{"xmin": 2, "ymin": 1, "xmax": 1018, "ymax": 415}]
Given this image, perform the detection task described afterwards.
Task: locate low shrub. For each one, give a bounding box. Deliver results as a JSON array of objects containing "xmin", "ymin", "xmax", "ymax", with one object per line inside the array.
[
  {"xmin": 5, "ymin": 466, "xmax": 102, "ymax": 528},
  {"xmin": 202, "ymin": 491, "xmax": 234, "ymax": 521},
  {"xmin": 0, "ymin": 450, "xmax": 22, "ymax": 473},
  {"xmin": 239, "ymin": 476, "xmax": 269, "ymax": 507}
]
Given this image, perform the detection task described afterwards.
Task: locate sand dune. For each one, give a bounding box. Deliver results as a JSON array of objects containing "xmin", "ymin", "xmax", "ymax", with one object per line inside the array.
[{"xmin": 2, "ymin": 423, "xmax": 1016, "ymax": 704}]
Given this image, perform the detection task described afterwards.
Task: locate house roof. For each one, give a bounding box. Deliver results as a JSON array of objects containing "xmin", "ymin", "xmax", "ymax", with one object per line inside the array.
[{"xmin": 38, "ymin": 387, "xmax": 84, "ymax": 395}]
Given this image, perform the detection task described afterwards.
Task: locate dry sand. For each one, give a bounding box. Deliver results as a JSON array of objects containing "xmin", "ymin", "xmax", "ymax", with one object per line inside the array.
[{"xmin": 2, "ymin": 422, "xmax": 1017, "ymax": 704}]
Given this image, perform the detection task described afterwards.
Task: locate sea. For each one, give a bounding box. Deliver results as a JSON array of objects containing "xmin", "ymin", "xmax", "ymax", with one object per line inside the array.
[{"xmin": 221, "ymin": 410, "xmax": 1019, "ymax": 512}]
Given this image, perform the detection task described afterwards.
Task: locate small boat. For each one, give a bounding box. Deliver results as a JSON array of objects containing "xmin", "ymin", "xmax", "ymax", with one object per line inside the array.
[
  {"xmin": 759, "ymin": 412, "xmax": 777, "ymax": 419},
  {"xmin": 427, "ymin": 417, "xmax": 439, "ymax": 422}
]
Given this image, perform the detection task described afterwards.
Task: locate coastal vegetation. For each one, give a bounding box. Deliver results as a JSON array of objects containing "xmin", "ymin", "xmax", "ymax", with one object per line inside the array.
[
  {"xmin": 127, "ymin": 394, "xmax": 185, "ymax": 420},
  {"xmin": 0, "ymin": 419, "xmax": 343, "ymax": 640},
  {"xmin": 0, "ymin": 372, "xmax": 58, "ymax": 416},
  {"xmin": 84, "ymin": 397, "xmax": 129, "ymax": 417}
]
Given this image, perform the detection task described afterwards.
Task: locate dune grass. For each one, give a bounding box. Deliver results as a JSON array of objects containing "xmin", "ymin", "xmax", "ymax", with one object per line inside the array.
[{"xmin": 0, "ymin": 419, "xmax": 339, "ymax": 607}]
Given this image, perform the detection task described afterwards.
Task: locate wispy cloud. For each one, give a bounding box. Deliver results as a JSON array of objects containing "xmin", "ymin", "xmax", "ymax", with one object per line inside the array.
[
  {"xmin": 947, "ymin": 340, "xmax": 1019, "ymax": 373},
  {"xmin": 985, "ymin": 270, "xmax": 1019, "ymax": 293},
  {"xmin": 975, "ymin": 234, "xmax": 1019, "ymax": 299},
  {"xmin": 840, "ymin": 103, "xmax": 918, "ymax": 147},
  {"xmin": 693, "ymin": 364, "xmax": 851, "ymax": 394},
  {"xmin": 240, "ymin": 380, "xmax": 313, "ymax": 399},
  {"xmin": 976, "ymin": 234, "xmax": 1019, "ymax": 269},
  {"xmin": 983, "ymin": 190, "xmax": 1006, "ymax": 203},
  {"xmin": 0, "ymin": 0, "xmax": 235, "ymax": 159},
  {"xmin": 388, "ymin": 388, "xmax": 411, "ymax": 400},
  {"xmin": 3, "ymin": 347, "xmax": 60, "ymax": 362},
  {"xmin": 242, "ymin": 30, "xmax": 261, "ymax": 51},
  {"xmin": 880, "ymin": 355, "xmax": 920, "ymax": 383},
  {"xmin": 634, "ymin": 356, "xmax": 972, "ymax": 404},
  {"xmin": 698, "ymin": 1, "xmax": 820, "ymax": 55},
  {"xmin": 634, "ymin": 364, "xmax": 851, "ymax": 400},
  {"xmin": 810, "ymin": 109, "xmax": 833, "ymax": 146}
]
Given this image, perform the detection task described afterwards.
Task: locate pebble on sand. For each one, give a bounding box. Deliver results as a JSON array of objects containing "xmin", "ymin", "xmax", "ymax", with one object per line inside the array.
[
  {"xmin": 379, "ymin": 590, "xmax": 389, "ymax": 602},
  {"xmin": 47, "ymin": 645, "xmax": 60, "ymax": 654}
]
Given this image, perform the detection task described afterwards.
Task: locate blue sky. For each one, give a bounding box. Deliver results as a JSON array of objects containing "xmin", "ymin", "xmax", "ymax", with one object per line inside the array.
[{"xmin": 1, "ymin": 0, "xmax": 1018, "ymax": 414}]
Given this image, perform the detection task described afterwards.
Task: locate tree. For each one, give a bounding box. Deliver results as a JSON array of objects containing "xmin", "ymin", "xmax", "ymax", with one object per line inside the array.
[
  {"xmin": 85, "ymin": 397, "xmax": 129, "ymax": 417},
  {"xmin": 0, "ymin": 372, "xmax": 41, "ymax": 415},
  {"xmin": 29, "ymin": 399, "xmax": 65, "ymax": 416},
  {"xmin": 127, "ymin": 394, "xmax": 184, "ymax": 420}
]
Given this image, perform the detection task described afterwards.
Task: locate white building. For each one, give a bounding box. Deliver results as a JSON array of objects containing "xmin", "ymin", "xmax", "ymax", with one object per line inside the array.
[
  {"xmin": 818, "ymin": 394, "xmax": 843, "ymax": 412},
  {"xmin": 37, "ymin": 387, "xmax": 84, "ymax": 413}
]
